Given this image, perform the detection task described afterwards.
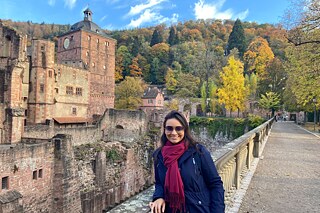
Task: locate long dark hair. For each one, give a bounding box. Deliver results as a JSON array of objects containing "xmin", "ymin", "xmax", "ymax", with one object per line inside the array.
[{"xmin": 160, "ymin": 110, "xmax": 198, "ymax": 148}]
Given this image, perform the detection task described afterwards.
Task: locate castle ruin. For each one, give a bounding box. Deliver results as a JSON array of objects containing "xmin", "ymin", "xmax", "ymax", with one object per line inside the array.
[{"xmin": 0, "ymin": 9, "xmax": 160, "ymax": 213}]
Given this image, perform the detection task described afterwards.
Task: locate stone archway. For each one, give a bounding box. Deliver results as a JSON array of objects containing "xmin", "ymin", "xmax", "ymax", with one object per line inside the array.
[{"xmin": 178, "ymin": 99, "xmax": 201, "ymax": 116}]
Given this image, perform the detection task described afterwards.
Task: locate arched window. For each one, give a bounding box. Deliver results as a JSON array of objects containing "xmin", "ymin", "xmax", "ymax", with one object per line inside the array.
[
  {"xmin": 41, "ymin": 52, "xmax": 46, "ymax": 68},
  {"xmin": 115, "ymin": 125, "xmax": 124, "ymax": 129}
]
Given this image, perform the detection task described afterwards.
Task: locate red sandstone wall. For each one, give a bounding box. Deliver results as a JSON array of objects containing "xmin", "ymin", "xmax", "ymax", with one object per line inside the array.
[{"xmin": 0, "ymin": 142, "xmax": 55, "ymax": 212}]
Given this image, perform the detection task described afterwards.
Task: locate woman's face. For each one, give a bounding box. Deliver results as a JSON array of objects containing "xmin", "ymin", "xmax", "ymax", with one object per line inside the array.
[{"xmin": 165, "ymin": 118, "xmax": 185, "ymax": 144}]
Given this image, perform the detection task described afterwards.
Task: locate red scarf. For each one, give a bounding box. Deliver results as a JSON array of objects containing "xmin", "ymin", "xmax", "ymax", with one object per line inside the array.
[{"xmin": 162, "ymin": 140, "xmax": 187, "ymax": 213}]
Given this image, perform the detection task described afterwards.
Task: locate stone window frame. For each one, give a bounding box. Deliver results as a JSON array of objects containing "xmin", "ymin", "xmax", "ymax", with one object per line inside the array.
[
  {"xmin": 72, "ymin": 107, "xmax": 77, "ymax": 115},
  {"xmin": 66, "ymin": 86, "xmax": 73, "ymax": 95},
  {"xmin": 76, "ymin": 87, "xmax": 83, "ymax": 96},
  {"xmin": 105, "ymin": 41, "xmax": 109, "ymax": 46},
  {"xmin": 1, "ymin": 176, "xmax": 9, "ymax": 190},
  {"xmin": 148, "ymin": 99, "xmax": 153, "ymax": 104},
  {"xmin": 32, "ymin": 171, "xmax": 37, "ymax": 180},
  {"xmin": 38, "ymin": 169, "xmax": 43, "ymax": 178},
  {"xmin": 40, "ymin": 84, "xmax": 45, "ymax": 93}
]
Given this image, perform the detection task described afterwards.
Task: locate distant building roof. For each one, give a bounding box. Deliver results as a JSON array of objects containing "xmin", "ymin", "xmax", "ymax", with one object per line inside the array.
[
  {"xmin": 53, "ymin": 117, "xmax": 88, "ymax": 124},
  {"xmin": 143, "ymin": 87, "xmax": 162, "ymax": 99}
]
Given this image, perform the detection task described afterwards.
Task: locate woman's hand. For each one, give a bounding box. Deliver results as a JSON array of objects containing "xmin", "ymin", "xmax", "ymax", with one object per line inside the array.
[{"xmin": 149, "ymin": 198, "xmax": 165, "ymax": 213}]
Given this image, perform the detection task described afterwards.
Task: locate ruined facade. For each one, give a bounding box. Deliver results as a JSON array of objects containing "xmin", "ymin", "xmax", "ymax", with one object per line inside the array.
[{"xmin": 0, "ymin": 10, "xmax": 160, "ymax": 213}]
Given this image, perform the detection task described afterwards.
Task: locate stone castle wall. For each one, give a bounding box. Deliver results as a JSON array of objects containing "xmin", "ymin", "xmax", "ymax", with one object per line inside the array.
[{"xmin": 0, "ymin": 141, "xmax": 55, "ymax": 212}]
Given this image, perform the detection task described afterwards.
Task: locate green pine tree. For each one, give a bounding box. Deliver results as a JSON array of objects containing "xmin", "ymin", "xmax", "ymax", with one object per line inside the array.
[
  {"xmin": 168, "ymin": 26, "xmax": 178, "ymax": 46},
  {"xmin": 150, "ymin": 29, "xmax": 163, "ymax": 46},
  {"xmin": 227, "ymin": 19, "xmax": 246, "ymax": 58}
]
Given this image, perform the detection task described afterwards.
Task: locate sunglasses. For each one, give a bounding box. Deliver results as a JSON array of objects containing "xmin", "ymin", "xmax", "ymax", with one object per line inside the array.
[{"xmin": 165, "ymin": 126, "xmax": 184, "ymax": 132}]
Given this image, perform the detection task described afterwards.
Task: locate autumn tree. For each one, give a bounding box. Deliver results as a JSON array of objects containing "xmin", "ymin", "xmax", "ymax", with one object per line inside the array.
[
  {"xmin": 218, "ymin": 56, "xmax": 247, "ymax": 117},
  {"xmin": 164, "ymin": 98, "xmax": 179, "ymax": 111},
  {"xmin": 175, "ymin": 73, "xmax": 200, "ymax": 98},
  {"xmin": 135, "ymin": 54, "xmax": 150, "ymax": 82},
  {"xmin": 115, "ymin": 45, "xmax": 133, "ymax": 80},
  {"xmin": 165, "ymin": 67, "xmax": 177, "ymax": 95},
  {"xmin": 259, "ymin": 57, "xmax": 286, "ymax": 97},
  {"xmin": 150, "ymin": 43, "xmax": 170, "ymax": 64},
  {"xmin": 259, "ymin": 92, "xmax": 281, "ymax": 116},
  {"xmin": 227, "ymin": 19, "xmax": 247, "ymax": 58},
  {"xmin": 129, "ymin": 56, "xmax": 142, "ymax": 77},
  {"xmin": 245, "ymin": 73, "xmax": 258, "ymax": 100},
  {"xmin": 282, "ymin": 0, "xmax": 320, "ymax": 46},
  {"xmin": 244, "ymin": 37, "xmax": 274, "ymax": 77},
  {"xmin": 115, "ymin": 77, "xmax": 145, "ymax": 109},
  {"xmin": 284, "ymin": 41, "xmax": 320, "ymax": 111},
  {"xmin": 245, "ymin": 73, "xmax": 258, "ymax": 113}
]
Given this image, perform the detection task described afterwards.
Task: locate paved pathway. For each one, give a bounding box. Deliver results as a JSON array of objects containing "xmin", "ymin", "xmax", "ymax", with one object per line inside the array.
[{"xmin": 238, "ymin": 122, "xmax": 320, "ymax": 213}]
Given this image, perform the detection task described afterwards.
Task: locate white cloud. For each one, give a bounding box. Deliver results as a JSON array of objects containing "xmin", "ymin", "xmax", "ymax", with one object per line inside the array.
[
  {"xmin": 100, "ymin": 15, "xmax": 107, "ymax": 22},
  {"xmin": 194, "ymin": 0, "xmax": 248, "ymax": 20},
  {"xmin": 127, "ymin": 9, "xmax": 159, "ymax": 28},
  {"xmin": 159, "ymin": 13, "xmax": 179, "ymax": 25},
  {"xmin": 126, "ymin": 9, "xmax": 178, "ymax": 28},
  {"xmin": 64, "ymin": 0, "xmax": 77, "ymax": 9},
  {"xmin": 48, "ymin": 0, "xmax": 55, "ymax": 6},
  {"xmin": 235, "ymin": 9, "xmax": 249, "ymax": 20},
  {"xmin": 127, "ymin": 0, "xmax": 166, "ymax": 17}
]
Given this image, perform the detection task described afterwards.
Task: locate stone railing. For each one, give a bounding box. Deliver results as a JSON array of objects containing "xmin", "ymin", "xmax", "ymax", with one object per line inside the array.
[
  {"xmin": 107, "ymin": 118, "xmax": 274, "ymax": 212},
  {"xmin": 212, "ymin": 117, "xmax": 274, "ymax": 205}
]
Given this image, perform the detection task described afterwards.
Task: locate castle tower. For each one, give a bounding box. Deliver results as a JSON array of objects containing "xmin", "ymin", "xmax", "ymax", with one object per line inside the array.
[
  {"xmin": 28, "ymin": 40, "xmax": 55, "ymax": 124},
  {"xmin": 0, "ymin": 21, "xmax": 29, "ymax": 143},
  {"xmin": 56, "ymin": 8, "xmax": 116, "ymax": 118}
]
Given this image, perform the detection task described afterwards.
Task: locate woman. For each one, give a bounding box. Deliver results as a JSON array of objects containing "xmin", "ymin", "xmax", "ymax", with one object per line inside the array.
[{"xmin": 149, "ymin": 110, "xmax": 225, "ymax": 213}]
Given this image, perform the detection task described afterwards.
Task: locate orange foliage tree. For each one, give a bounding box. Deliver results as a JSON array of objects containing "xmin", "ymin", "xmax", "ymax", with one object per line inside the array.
[{"xmin": 244, "ymin": 37, "xmax": 274, "ymax": 78}]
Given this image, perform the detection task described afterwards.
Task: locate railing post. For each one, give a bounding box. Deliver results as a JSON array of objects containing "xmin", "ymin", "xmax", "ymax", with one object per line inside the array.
[
  {"xmin": 253, "ymin": 132, "xmax": 260, "ymax": 158},
  {"xmin": 234, "ymin": 153, "xmax": 240, "ymax": 189},
  {"xmin": 247, "ymin": 141, "xmax": 252, "ymax": 169}
]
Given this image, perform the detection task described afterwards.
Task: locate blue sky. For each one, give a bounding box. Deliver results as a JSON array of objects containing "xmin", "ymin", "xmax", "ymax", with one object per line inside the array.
[{"xmin": 2, "ymin": 0, "xmax": 291, "ymax": 30}]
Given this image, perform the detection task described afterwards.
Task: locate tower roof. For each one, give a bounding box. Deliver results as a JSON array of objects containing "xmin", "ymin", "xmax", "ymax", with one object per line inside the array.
[{"xmin": 70, "ymin": 8, "xmax": 107, "ymax": 36}]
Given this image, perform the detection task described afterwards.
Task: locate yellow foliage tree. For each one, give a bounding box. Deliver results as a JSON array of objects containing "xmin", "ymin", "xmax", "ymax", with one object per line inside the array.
[
  {"xmin": 218, "ymin": 56, "xmax": 247, "ymax": 117},
  {"xmin": 244, "ymin": 37, "xmax": 274, "ymax": 78},
  {"xmin": 165, "ymin": 67, "xmax": 177, "ymax": 94}
]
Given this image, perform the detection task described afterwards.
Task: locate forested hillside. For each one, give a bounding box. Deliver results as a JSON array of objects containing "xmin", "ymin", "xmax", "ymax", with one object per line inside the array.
[{"xmin": 2, "ymin": 0, "xmax": 319, "ymax": 116}]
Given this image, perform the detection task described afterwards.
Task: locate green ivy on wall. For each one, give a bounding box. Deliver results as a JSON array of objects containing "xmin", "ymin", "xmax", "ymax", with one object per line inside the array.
[{"xmin": 190, "ymin": 115, "xmax": 265, "ymax": 140}]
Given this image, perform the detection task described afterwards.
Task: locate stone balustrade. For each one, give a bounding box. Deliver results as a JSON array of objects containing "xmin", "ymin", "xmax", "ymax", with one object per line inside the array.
[{"xmin": 213, "ymin": 117, "xmax": 274, "ymax": 205}]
